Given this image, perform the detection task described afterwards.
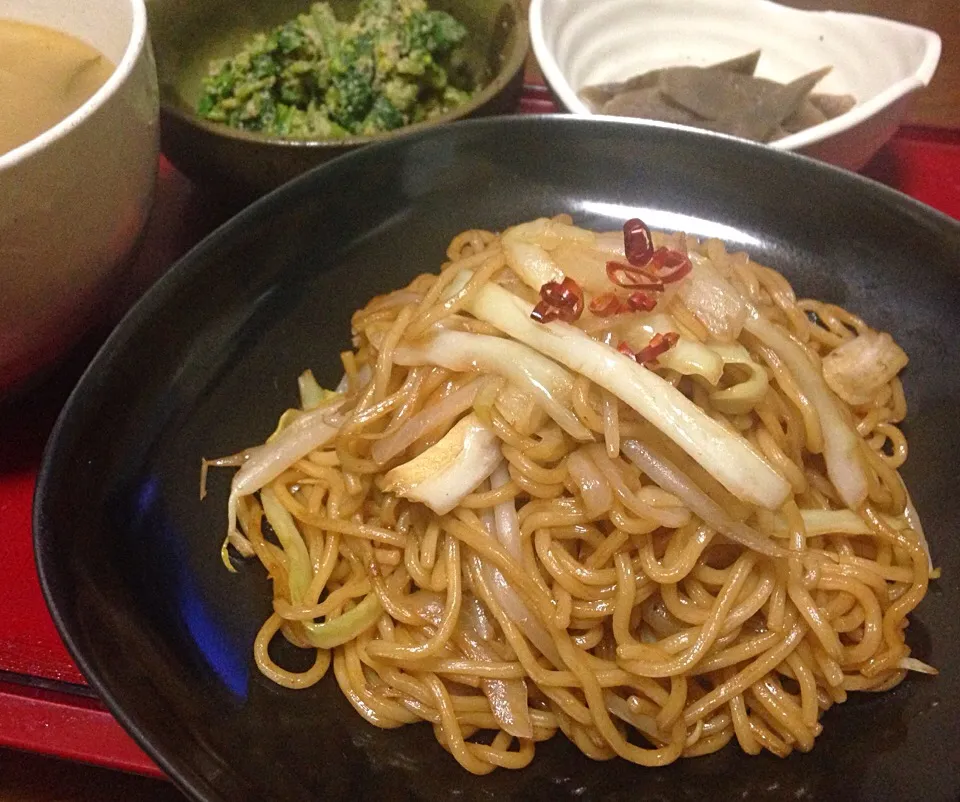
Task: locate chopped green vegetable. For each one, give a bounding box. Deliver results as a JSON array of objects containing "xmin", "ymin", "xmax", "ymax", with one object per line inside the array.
[{"xmin": 197, "ymin": 0, "xmax": 475, "ymax": 137}]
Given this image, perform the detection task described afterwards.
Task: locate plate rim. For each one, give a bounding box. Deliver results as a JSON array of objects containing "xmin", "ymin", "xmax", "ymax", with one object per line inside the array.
[{"xmin": 32, "ymin": 113, "xmax": 960, "ymax": 801}]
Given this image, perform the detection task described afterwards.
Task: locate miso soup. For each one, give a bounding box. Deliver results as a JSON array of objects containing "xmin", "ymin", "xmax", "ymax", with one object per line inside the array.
[{"xmin": 0, "ymin": 19, "xmax": 115, "ymax": 156}]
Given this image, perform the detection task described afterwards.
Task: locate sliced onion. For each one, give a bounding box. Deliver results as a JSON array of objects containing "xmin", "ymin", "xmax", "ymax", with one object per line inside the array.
[
  {"xmin": 621, "ymin": 440, "xmax": 787, "ymax": 558},
  {"xmin": 588, "ymin": 444, "xmax": 689, "ymax": 529},
  {"xmin": 459, "ymin": 590, "xmax": 533, "ymax": 739},
  {"xmin": 567, "ymin": 448, "xmax": 613, "ymax": 519},
  {"xmin": 473, "ymin": 511, "xmax": 563, "ymax": 666},
  {"xmin": 409, "ymin": 583, "xmax": 543, "ymax": 733},
  {"xmin": 678, "ymin": 253, "xmax": 749, "ymax": 341},
  {"xmin": 900, "ymin": 479, "xmax": 932, "ymax": 570},
  {"xmin": 335, "ymin": 364, "xmax": 372, "ymax": 395},
  {"xmin": 407, "ymin": 589, "xmax": 446, "ymax": 623},
  {"xmin": 461, "ymin": 593, "xmax": 497, "ymax": 642},
  {"xmin": 618, "ymin": 313, "xmax": 725, "ymax": 384},
  {"xmin": 371, "ymin": 378, "xmax": 483, "ymax": 465},
  {"xmin": 490, "ymin": 463, "xmax": 523, "ymax": 558}
]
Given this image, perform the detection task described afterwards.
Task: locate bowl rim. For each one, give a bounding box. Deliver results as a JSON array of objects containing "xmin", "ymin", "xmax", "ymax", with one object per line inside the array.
[
  {"xmin": 528, "ymin": 0, "xmax": 942, "ymax": 152},
  {"xmin": 0, "ymin": 0, "xmax": 150, "ymax": 170},
  {"xmin": 158, "ymin": 0, "xmax": 530, "ymax": 150}
]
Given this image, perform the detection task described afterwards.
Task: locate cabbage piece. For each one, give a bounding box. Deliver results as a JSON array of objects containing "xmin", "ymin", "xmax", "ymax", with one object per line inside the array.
[
  {"xmin": 371, "ymin": 377, "xmax": 484, "ymax": 465},
  {"xmin": 458, "ymin": 590, "xmax": 533, "ymax": 739},
  {"xmin": 381, "ymin": 413, "xmax": 503, "ymax": 514},
  {"xmin": 822, "ymin": 330, "xmax": 908, "ymax": 406},
  {"xmin": 622, "ymin": 440, "xmax": 786, "ymax": 558},
  {"xmin": 745, "ymin": 312, "xmax": 867, "ymax": 509},
  {"xmin": 391, "ymin": 328, "xmax": 592, "ymax": 440},
  {"xmin": 301, "ymin": 593, "xmax": 382, "ymax": 649},
  {"xmin": 789, "ymin": 508, "xmax": 906, "ymax": 537},
  {"xmin": 551, "ymin": 241, "xmax": 629, "ymax": 295},
  {"xmin": 222, "ymin": 398, "xmax": 344, "ymax": 557},
  {"xmin": 262, "ymin": 486, "xmax": 381, "ymax": 648},
  {"xmin": 297, "ymin": 369, "xmax": 339, "ymax": 410},
  {"xmin": 493, "ymin": 384, "xmax": 548, "ymax": 435},
  {"xmin": 503, "ymin": 218, "xmax": 596, "ymax": 250},
  {"xmin": 795, "ymin": 502, "xmax": 931, "ymax": 569},
  {"xmin": 708, "ymin": 343, "xmax": 770, "ymax": 414},
  {"xmin": 678, "ymin": 253, "xmax": 749, "ymax": 341},
  {"xmin": 618, "ymin": 313, "xmax": 725, "ymax": 384},
  {"xmin": 502, "ymin": 218, "xmax": 598, "ymax": 291},
  {"xmin": 453, "ymin": 273, "xmax": 790, "ymax": 510},
  {"xmin": 503, "ymin": 239, "xmax": 564, "ymax": 290},
  {"xmin": 261, "ymin": 488, "xmax": 312, "ymax": 602}
]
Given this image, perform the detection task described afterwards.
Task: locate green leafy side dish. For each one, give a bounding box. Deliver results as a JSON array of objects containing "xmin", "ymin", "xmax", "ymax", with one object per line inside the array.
[{"xmin": 196, "ymin": 0, "xmax": 477, "ymax": 138}]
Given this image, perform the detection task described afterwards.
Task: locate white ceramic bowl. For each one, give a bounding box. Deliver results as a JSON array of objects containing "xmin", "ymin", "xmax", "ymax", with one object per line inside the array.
[
  {"xmin": 530, "ymin": 0, "xmax": 940, "ymax": 170},
  {"xmin": 0, "ymin": 0, "xmax": 159, "ymax": 392}
]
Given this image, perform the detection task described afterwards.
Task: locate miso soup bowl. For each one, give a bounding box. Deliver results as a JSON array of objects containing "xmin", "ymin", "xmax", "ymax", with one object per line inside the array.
[
  {"xmin": 530, "ymin": 0, "xmax": 941, "ymax": 171},
  {"xmin": 0, "ymin": 0, "xmax": 159, "ymax": 393}
]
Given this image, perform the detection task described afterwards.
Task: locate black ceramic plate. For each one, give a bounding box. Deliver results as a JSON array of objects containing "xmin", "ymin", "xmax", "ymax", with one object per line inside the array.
[{"xmin": 35, "ymin": 116, "xmax": 960, "ymax": 802}]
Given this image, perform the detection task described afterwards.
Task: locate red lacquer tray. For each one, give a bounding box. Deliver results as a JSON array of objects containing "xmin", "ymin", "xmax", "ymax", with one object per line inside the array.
[{"xmin": 2, "ymin": 88, "xmax": 958, "ymax": 777}]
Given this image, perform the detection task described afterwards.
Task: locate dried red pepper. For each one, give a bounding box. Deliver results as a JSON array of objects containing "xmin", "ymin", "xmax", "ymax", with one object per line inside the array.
[
  {"xmin": 636, "ymin": 332, "xmax": 680, "ymax": 364},
  {"xmin": 530, "ymin": 276, "xmax": 584, "ymax": 324},
  {"xmin": 589, "ymin": 292, "xmax": 625, "ymax": 317},
  {"xmin": 623, "ymin": 218, "xmax": 655, "ymax": 266},
  {"xmin": 648, "ymin": 247, "xmax": 692, "ymax": 283},
  {"xmin": 626, "ymin": 291, "xmax": 658, "ymax": 312},
  {"xmin": 618, "ymin": 332, "xmax": 680, "ymax": 367},
  {"xmin": 606, "ymin": 260, "xmax": 664, "ymax": 291}
]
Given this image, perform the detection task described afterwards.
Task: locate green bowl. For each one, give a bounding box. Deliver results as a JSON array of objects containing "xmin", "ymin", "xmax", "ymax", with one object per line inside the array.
[{"xmin": 147, "ymin": 0, "xmax": 529, "ymax": 198}]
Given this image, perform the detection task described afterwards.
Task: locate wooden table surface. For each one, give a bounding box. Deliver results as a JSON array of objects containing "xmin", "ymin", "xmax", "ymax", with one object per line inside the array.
[{"xmin": 5, "ymin": 0, "xmax": 958, "ymax": 799}]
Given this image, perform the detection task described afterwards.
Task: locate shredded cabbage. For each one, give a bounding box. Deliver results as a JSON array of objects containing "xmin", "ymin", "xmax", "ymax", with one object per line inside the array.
[{"xmin": 453, "ymin": 272, "xmax": 790, "ymax": 510}]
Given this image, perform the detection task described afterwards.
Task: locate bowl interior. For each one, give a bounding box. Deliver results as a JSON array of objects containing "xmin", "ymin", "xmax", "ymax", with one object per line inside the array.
[
  {"xmin": 532, "ymin": 0, "xmax": 938, "ymax": 149},
  {"xmin": 35, "ymin": 116, "xmax": 960, "ymax": 802},
  {"xmin": 149, "ymin": 0, "xmax": 525, "ymax": 131}
]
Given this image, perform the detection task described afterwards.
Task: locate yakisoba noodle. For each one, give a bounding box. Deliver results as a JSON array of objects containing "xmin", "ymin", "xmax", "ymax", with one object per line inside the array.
[{"xmin": 208, "ymin": 216, "xmax": 937, "ymax": 773}]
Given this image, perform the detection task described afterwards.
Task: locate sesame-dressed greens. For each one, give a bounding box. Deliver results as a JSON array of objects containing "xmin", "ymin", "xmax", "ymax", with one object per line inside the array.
[{"xmin": 197, "ymin": 0, "xmax": 476, "ymax": 138}]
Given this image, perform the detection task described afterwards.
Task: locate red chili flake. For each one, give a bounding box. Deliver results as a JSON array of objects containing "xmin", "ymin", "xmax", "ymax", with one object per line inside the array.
[
  {"xmin": 530, "ymin": 300, "xmax": 559, "ymax": 323},
  {"xmin": 589, "ymin": 292, "xmax": 625, "ymax": 317},
  {"xmin": 636, "ymin": 332, "xmax": 680, "ymax": 365},
  {"xmin": 623, "ymin": 218, "xmax": 655, "ymax": 266},
  {"xmin": 530, "ymin": 276, "xmax": 584, "ymax": 324},
  {"xmin": 606, "ymin": 260, "xmax": 664, "ymax": 291},
  {"xmin": 626, "ymin": 291, "xmax": 658, "ymax": 312},
  {"xmin": 649, "ymin": 247, "xmax": 692, "ymax": 284},
  {"xmin": 617, "ymin": 332, "xmax": 680, "ymax": 367}
]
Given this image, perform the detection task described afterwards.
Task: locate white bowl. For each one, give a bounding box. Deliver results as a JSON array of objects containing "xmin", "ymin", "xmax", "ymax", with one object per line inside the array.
[
  {"xmin": 530, "ymin": 0, "xmax": 940, "ymax": 170},
  {"xmin": 0, "ymin": 0, "xmax": 159, "ymax": 392}
]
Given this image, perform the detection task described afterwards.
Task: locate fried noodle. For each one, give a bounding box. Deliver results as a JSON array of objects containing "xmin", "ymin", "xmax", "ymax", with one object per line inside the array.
[{"xmin": 208, "ymin": 215, "xmax": 936, "ymax": 773}]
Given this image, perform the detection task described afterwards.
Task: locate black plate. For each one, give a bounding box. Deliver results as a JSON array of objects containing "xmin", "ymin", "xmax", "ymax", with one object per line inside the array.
[{"xmin": 35, "ymin": 116, "xmax": 960, "ymax": 802}]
